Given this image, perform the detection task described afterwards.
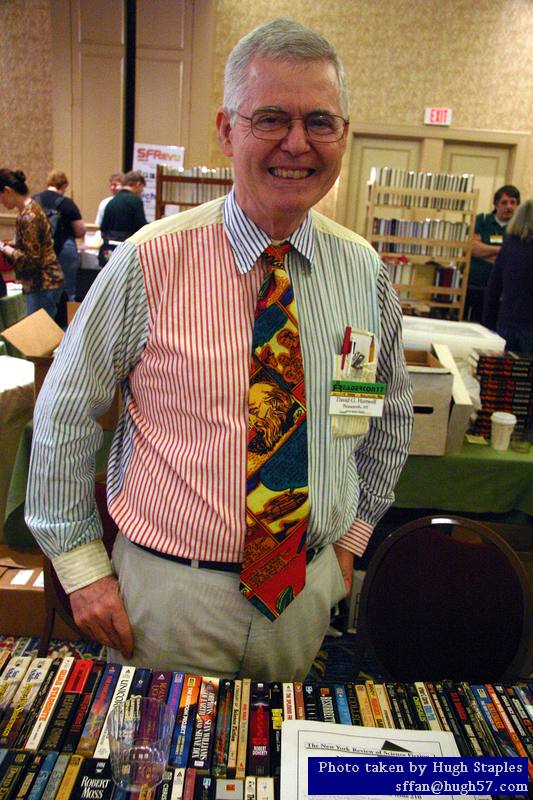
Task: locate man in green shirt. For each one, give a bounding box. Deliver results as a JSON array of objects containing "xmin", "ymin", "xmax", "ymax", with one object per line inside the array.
[
  {"xmin": 465, "ymin": 184, "xmax": 520, "ymax": 322},
  {"xmin": 99, "ymin": 170, "xmax": 148, "ymax": 265}
]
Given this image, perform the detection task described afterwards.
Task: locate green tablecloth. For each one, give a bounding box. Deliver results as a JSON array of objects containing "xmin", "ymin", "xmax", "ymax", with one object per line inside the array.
[
  {"xmin": 0, "ymin": 293, "xmax": 26, "ymax": 356},
  {"xmin": 395, "ymin": 441, "xmax": 533, "ymax": 516},
  {"xmin": 4, "ymin": 423, "xmax": 114, "ymax": 548}
]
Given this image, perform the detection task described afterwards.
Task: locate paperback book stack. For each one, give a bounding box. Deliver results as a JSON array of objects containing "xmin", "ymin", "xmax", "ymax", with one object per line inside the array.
[
  {"xmin": 468, "ymin": 349, "xmax": 533, "ymax": 440},
  {"xmin": 0, "ymin": 648, "xmax": 532, "ymax": 799}
]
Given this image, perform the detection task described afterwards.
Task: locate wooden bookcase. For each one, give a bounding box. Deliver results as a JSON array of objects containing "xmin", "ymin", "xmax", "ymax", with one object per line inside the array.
[
  {"xmin": 155, "ymin": 164, "xmax": 233, "ymax": 220},
  {"xmin": 364, "ymin": 182, "xmax": 479, "ymax": 319}
]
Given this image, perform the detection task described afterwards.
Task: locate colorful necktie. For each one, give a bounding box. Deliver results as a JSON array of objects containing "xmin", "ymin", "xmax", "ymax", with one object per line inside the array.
[{"xmin": 240, "ymin": 243, "xmax": 309, "ymax": 621}]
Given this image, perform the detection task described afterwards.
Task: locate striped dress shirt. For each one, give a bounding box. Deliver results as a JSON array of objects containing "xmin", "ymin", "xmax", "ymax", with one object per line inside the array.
[{"xmin": 26, "ymin": 191, "xmax": 413, "ymax": 593}]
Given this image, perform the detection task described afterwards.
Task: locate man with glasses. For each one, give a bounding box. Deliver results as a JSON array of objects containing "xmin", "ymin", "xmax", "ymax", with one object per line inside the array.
[{"xmin": 27, "ymin": 18, "xmax": 413, "ymax": 680}]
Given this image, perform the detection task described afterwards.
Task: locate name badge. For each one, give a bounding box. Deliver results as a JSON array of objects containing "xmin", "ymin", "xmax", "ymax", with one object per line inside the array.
[
  {"xmin": 489, "ymin": 235, "xmax": 503, "ymax": 244},
  {"xmin": 329, "ymin": 379, "xmax": 387, "ymax": 417}
]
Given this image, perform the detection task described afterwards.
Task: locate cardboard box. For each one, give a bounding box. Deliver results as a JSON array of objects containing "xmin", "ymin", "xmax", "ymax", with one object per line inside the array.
[
  {"xmin": 432, "ymin": 343, "xmax": 474, "ymax": 454},
  {"xmin": 0, "ymin": 545, "xmax": 79, "ymax": 639},
  {"xmin": 405, "ymin": 349, "xmax": 453, "ymax": 456},
  {"xmin": 0, "ymin": 309, "xmax": 120, "ymax": 429}
]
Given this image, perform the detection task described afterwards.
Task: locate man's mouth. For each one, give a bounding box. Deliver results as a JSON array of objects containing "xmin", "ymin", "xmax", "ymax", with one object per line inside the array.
[{"xmin": 268, "ymin": 168, "xmax": 315, "ymax": 179}]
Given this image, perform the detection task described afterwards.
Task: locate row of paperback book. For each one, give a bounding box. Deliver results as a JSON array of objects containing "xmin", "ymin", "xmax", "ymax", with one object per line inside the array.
[
  {"xmin": 369, "ymin": 167, "xmax": 476, "ymax": 210},
  {"xmin": 0, "ymin": 650, "xmax": 533, "ymax": 798},
  {"xmin": 468, "ymin": 350, "xmax": 533, "ymax": 439},
  {"xmin": 371, "ymin": 217, "xmax": 469, "ymax": 257},
  {"xmin": 159, "ymin": 166, "xmax": 234, "ymax": 207}
]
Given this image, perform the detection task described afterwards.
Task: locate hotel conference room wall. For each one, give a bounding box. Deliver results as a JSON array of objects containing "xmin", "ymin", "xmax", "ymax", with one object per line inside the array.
[{"xmin": 1, "ymin": 0, "xmax": 532, "ymax": 223}]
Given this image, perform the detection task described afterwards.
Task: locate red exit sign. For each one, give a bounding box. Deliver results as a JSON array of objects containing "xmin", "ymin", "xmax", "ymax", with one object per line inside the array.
[{"xmin": 424, "ymin": 107, "xmax": 452, "ymax": 126}]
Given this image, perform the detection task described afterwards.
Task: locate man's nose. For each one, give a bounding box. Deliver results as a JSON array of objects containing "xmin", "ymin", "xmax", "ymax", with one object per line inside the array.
[{"xmin": 280, "ymin": 119, "xmax": 311, "ymax": 153}]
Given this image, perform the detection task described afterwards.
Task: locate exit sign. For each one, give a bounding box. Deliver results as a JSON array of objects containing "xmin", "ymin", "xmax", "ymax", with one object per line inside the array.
[{"xmin": 424, "ymin": 107, "xmax": 452, "ymax": 126}]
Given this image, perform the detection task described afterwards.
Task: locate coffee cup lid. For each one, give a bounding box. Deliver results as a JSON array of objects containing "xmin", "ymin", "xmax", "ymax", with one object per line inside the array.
[{"xmin": 491, "ymin": 411, "xmax": 517, "ymax": 425}]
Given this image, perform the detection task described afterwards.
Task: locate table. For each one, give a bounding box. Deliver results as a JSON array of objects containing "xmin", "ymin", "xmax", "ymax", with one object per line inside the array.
[
  {"xmin": 4, "ymin": 422, "xmax": 113, "ymax": 548},
  {"xmin": 394, "ymin": 441, "xmax": 533, "ymax": 517}
]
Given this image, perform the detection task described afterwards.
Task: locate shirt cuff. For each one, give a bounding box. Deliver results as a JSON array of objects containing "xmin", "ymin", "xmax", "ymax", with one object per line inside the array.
[
  {"xmin": 53, "ymin": 540, "xmax": 114, "ymax": 594},
  {"xmin": 335, "ymin": 519, "xmax": 374, "ymax": 557}
]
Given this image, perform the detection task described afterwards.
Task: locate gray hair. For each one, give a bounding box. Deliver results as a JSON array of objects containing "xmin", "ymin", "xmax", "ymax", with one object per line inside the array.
[
  {"xmin": 223, "ymin": 18, "xmax": 349, "ymax": 119},
  {"xmin": 507, "ymin": 199, "xmax": 533, "ymax": 242}
]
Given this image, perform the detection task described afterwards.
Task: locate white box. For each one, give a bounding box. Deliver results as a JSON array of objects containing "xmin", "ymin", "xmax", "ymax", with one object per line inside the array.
[
  {"xmin": 406, "ymin": 349, "xmax": 453, "ymax": 456},
  {"xmin": 402, "ymin": 316, "xmax": 506, "ymax": 359},
  {"xmin": 432, "ymin": 343, "xmax": 474, "ymax": 453}
]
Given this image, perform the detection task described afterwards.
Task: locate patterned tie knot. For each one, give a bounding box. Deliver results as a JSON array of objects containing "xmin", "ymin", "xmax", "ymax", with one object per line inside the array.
[{"xmin": 264, "ymin": 242, "xmax": 292, "ymax": 267}]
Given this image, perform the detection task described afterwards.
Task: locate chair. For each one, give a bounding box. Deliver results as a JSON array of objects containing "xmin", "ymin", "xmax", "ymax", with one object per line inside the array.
[
  {"xmin": 37, "ymin": 482, "xmax": 118, "ymax": 656},
  {"xmin": 352, "ymin": 515, "xmax": 533, "ymax": 684}
]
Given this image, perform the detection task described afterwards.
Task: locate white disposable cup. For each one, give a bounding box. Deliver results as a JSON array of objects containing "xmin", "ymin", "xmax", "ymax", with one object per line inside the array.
[{"xmin": 490, "ymin": 411, "xmax": 517, "ymax": 451}]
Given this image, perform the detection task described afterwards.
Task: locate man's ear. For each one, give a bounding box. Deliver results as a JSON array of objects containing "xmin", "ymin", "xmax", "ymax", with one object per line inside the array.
[{"xmin": 216, "ymin": 108, "xmax": 234, "ymax": 157}]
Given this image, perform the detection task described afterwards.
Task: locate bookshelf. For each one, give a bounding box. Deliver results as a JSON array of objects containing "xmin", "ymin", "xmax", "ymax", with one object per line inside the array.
[
  {"xmin": 364, "ymin": 170, "xmax": 479, "ymax": 320},
  {"xmin": 155, "ymin": 164, "xmax": 233, "ymax": 220}
]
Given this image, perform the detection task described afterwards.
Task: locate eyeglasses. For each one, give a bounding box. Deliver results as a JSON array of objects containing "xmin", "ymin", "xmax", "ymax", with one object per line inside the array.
[{"xmin": 234, "ymin": 110, "xmax": 348, "ymax": 143}]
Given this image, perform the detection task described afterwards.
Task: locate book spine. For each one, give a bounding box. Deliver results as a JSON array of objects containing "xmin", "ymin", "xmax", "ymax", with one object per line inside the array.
[
  {"xmin": 40, "ymin": 659, "xmax": 94, "ymax": 753},
  {"xmin": 226, "ymin": 680, "xmax": 241, "ymax": 779},
  {"xmin": 470, "ymin": 684, "xmax": 513, "ymax": 757},
  {"xmin": 12, "ymin": 751, "xmax": 47, "ymax": 799},
  {"xmin": 182, "ymin": 768, "xmax": 196, "ymax": 800},
  {"xmin": 317, "ymin": 686, "xmax": 337, "ymax": 725},
  {"xmin": 391, "ymin": 684, "xmax": 415, "ymax": 729},
  {"xmin": 193, "ymin": 774, "xmax": 215, "ymax": 799},
  {"xmin": 485, "ymin": 683, "xmax": 533, "ymax": 778},
  {"xmin": 333, "ymin": 685, "xmax": 352, "ymax": 726},
  {"xmin": 244, "ymin": 775, "xmax": 256, "ymax": 800},
  {"xmin": 149, "ymin": 671, "xmax": 174, "ymax": 703},
  {"xmin": 496, "ymin": 685, "xmax": 533, "ymax": 761},
  {"xmin": 128, "ymin": 667, "xmax": 153, "ymax": 699},
  {"xmin": 413, "ymin": 682, "xmax": 440, "ymax": 731},
  {"xmin": 93, "ymin": 664, "xmax": 136, "ymax": 759},
  {"xmin": 365, "ymin": 681, "xmax": 384, "ymax": 728},
  {"xmin": 235, "ymin": 678, "xmax": 251, "ymax": 780},
  {"xmin": 166, "ymin": 673, "xmax": 185, "ymax": 720},
  {"xmin": 61, "ymin": 661, "xmax": 105, "ymax": 754},
  {"xmin": 268, "ymin": 682, "xmax": 282, "ymax": 779},
  {"xmin": 424, "ymin": 682, "xmax": 450, "ymax": 732},
  {"xmin": 405, "ymin": 683, "xmax": 429, "ymax": 730},
  {"xmin": 211, "ymin": 680, "xmax": 234, "ymax": 777},
  {"xmin": 75, "ymin": 662, "xmax": 121, "ymax": 757},
  {"xmin": 0, "ymin": 657, "xmax": 33, "ymax": 724},
  {"xmin": 455, "ymin": 681, "xmax": 499, "ymax": 757},
  {"xmin": 281, "ymin": 683, "xmax": 294, "ymax": 722},
  {"xmin": 170, "ymin": 675, "xmax": 202, "ymax": 769},
  {"xmin": 433, "ymin": 682, "xmax": 471, "ymax": 756},
  {"xmin": 246, "ymin": 682, "xmax": 269, "ymax": 777},
  {"xmin": 292, "ymin": 683, "xmax": 305, "ymax": 721},
  {"xmin": 54, "ymin": 753, "xmax": 84, "ymax": 800},
  {"xmin": 25, "ymin": 656, "xmax": 75, "ymax": 751},
  {"xmin": 71, "ymin": 757, "xmax": 114, "ymax": 800},
  {"xmin": 188, "ymin": 676, "xmax": 219, "ymax": 775},
  {"xmin": 344, "ymin": 683, "xmax": 363, "ymax": 726},
  {"xmin": 443, "ymin": 681, "xmax": 483, "ymax": 756},
  {"xmin": 302, "ymin": 685, "xmax": 321, "ymax": 722},
  {"xmin": 39, "ymin": 752, "xmax": 71, "ymax": 800},
  {"xmin": 169, "ymin": 767, "xmax": 185, "ymax": 800},
  {"xmin": 255, "ymin": 777, "xmax": 274, "ymax": 800},
  {"xmin": 0, "ymin": 654, "xmax": 11, "ymax": 679},
  {"xmin": 0, "ymin": 750, "xmax": 32, "ymax": 798},
  {"xmin": 0, "ymin": 658, "xmax": 53, "ymax": 747},
  {"xmin": 26, "ymin": 751, "xmax": 59, "ymax": 800},
  {"xmin": 155, "ymin": 766, "xmax": 174, "ymax": 800},
  {"xmin": 354, "ymin": 684, "xmax": 374, "ymax": 727},
  {"xmin": 373, "ymin": 684, "xmax": 395, "ymax": 729}
]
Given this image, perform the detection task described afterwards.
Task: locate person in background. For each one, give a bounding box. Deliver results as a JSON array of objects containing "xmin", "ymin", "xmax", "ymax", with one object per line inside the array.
[
  {"xmin": 34, "ymin": 170, "xmax": 86, "ymax": 301},
  {"xmin": 95, "ymin": 172, "xmax": 124, "ymax": 227},
  {"xmin": 0, "ymin": 169, "xmax": 63, "ymax": 318},
  {"xmin": 26, "ymin": 19, "xmax": 413, "ymax": 680},
  {"xmin": 483, "ymin": 199, "xmax": 533, "ymax": 356},
  {"xmin": 465, "ymin": 184, "xmax": 520, "ymax": 323},
  {"xmin": 99, "ymin": 170, "xmax": 147, "ymax": 265}
]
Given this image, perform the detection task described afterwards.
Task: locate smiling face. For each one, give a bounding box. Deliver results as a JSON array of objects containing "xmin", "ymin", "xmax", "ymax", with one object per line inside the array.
[{"xmin": 216, "ymin": 57, "xmax": 348, "ymax": 239}]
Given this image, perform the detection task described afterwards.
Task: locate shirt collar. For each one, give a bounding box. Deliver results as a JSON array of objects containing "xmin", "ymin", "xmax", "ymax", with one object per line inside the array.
[{"xmin": 223, "ymin": 187, "xmax": 314, "ymax": 274}]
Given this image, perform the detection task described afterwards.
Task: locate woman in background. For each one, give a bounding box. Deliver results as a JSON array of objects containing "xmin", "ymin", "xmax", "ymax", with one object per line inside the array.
[
  {"xmin": 483, "ymin": 199, "xmax": 533, "ymax": 356},
  {"xmin": 0, "ymin": 169, "xmax": 64, "ymax": 319}
]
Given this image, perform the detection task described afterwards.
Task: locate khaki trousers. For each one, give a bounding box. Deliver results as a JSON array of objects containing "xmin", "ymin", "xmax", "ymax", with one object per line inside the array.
[{"xmin": 108, "ymin": 533, "xmax": 346, "ymax": 681}]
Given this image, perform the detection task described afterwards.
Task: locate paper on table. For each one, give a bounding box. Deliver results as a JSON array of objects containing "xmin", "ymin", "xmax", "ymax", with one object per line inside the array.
[{"xmin": 280, "ymin": 719, "xmax": 472, "ymax": 800}]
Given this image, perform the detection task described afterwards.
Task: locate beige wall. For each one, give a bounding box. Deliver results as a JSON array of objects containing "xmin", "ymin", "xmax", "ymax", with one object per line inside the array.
[
  {"xmin": 0, "ymin": 0, "xmax": 53, "ymax": 195},
  {"xmin": 1, "ymin": 0, "xmax": 532, "ymax": 222},
  {"xmin": 207, "ymin": 0, "xmax": 533, "ymax": 203}
]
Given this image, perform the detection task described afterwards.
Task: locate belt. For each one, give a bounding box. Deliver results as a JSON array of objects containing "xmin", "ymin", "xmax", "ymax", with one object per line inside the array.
[{"xmin": 133, "ymin": 542, "xmax": 320, "ymax": 572}]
